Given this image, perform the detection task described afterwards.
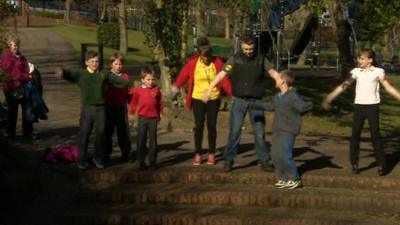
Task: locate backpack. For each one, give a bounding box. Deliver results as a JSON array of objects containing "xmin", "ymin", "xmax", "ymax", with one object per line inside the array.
[{"xmin": 44, "ymin": 145, "xmax": 78, "ymax": 163}]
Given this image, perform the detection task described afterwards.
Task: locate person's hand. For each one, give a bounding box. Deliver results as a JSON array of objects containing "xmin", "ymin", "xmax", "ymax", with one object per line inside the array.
[
  {"xmin": 128, "ymin": 114, "xmax": 135, "ymax": 127},
  {"xmin": 321, "ymin": 99, "xmax": 331, "ymax": 110},
  {"xmin": 54, "ymin": 67, "xmax": 63, "ymax": 79},
  {"xmin": 171, "ymin": 85, "xmax": 179, "ymax": 94},
  {"xmin": 202, "ymin": 90, "xmax": 211, "ymax": 103}
]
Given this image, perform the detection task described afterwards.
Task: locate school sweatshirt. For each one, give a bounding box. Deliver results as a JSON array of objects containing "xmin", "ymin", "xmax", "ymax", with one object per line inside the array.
[
  {"xmin": 63, "ymin": 69, "xmax": 133, "ymax": 106},
  {"xmin": 129, "ymin": 85, "xmax": 163, "ymax": 118}
]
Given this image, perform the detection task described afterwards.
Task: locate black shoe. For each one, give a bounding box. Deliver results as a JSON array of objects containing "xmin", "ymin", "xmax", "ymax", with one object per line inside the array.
[
  {"xmin": 351, "ymin": 163, "xmax": 359, "ymax": 174},
  {"xmin": 378, "ymin": 166, "xmax": 386, "ymax": 176},
  {"xmin": 224, "ymin": 160, "xmax": 233, "ymax": 172},
  {"xmin": 260, "ymin": 160, "xmax": 274, "ymax": 172}
]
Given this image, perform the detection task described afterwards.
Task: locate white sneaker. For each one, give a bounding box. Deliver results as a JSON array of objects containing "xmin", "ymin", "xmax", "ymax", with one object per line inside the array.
[
  {"xmin": 284, "ymin": 180, "xmax": 302, "ymax": 189},
  {"xmin": 274, "ymin": 180, "xmax": 287, "ymax": 188}
]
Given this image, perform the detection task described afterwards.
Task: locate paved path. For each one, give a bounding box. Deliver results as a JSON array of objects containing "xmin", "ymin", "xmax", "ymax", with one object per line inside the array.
[{"xmin": 5, "ymin": 27, "xmax": 400, "ymax": 179}]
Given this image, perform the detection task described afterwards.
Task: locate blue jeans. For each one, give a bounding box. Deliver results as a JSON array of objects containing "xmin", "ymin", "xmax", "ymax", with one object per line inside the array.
[
  {"xmin": 271, "ymin": 131, "xmax": 299, "ymax": 180},
  {"xmin": 223, "ymin": 97, "xmax": 270, "ymax": 163}
]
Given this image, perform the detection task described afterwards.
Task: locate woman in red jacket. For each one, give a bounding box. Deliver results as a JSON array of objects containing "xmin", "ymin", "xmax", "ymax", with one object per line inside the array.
[{"xmin": 171, "ymin": 37, "xmax": 232, "ymax": 166}]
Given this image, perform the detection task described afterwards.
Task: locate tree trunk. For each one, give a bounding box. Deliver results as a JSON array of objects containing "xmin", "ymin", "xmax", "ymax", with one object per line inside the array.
[
  {"xmin": 224, "ymin": 11, "xmax": 230, "ymax": 39},
  {"xmin": 99, "ymin": 0, "xmax": 108, "ymax": 23},
  {"xmin": 64, "ymin": 0, "xmax": 73, "ymax": 25},
  {"xmin": 195, "ymin": 0, "xmax": 207, "ymax": 38},
  {"xmin": 181, "ymin": 7, "xmax": 188, "ymax": 62},
  {"xmin": 118, "ymin": 0, "xmax": 128, "ymax": 55},
  {"xmin": 328, "ymin": 1, "xmax": 355, "ymax": 80}
]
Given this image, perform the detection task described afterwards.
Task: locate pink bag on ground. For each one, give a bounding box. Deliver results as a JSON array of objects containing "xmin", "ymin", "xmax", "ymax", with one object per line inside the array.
[{"xmin": 44, "ymin": 145, "xmax": 78, "ymax": 163}]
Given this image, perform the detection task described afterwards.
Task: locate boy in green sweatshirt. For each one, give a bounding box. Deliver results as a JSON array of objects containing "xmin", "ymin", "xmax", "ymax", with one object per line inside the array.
[{"xmin": 55, "ymin": 51, "xmax": 134, "ymax": 170}]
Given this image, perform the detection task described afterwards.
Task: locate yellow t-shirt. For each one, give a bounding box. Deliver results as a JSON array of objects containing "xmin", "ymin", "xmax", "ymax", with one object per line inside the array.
[{"xmin": 192, "ymin": 58, "xmax": 219, "ymax": 100}]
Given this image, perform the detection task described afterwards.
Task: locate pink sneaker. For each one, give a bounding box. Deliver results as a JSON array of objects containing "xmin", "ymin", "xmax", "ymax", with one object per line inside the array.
[
  {"xmin": 207, "ymin": 153, "xmax": 215, "ymax": 165},
  {"xmin": 193, "ymin": 153, "xmax": 201, "ymax": 166}
]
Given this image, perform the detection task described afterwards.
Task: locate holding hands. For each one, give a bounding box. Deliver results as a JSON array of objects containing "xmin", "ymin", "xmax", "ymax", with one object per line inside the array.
[
  {"xmin": 202, "ymin": 89, "xmax": 211, "ymax": 103},
  {"xmin": 54, "ymin": 67, "xmax": 63, "ymax": 79},
  {"xmin": 128, "ymin": 114, "xmax": 135, "ymax": 127}
]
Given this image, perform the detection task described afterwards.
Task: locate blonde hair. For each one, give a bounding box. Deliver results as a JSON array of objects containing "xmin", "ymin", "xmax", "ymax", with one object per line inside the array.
[
  {"xmin": 110, "ymin": 52, "xmax": 125, "ymax": 64},
  {"xmin": 6, "ymin": 34, "xmax": 19, "ymax": 47}
]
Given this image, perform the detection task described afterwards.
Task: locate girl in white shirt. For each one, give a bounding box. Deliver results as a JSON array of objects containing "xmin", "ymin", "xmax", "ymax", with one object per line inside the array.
[{"xmin": 322, "ymin": 48, "xmax": 400, "ymax": 176}]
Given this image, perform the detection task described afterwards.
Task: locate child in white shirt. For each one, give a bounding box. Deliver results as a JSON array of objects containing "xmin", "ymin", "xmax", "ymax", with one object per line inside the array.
[{"xmin": 322, "ymin": 48, "xmax": 400, "ymax": 176}]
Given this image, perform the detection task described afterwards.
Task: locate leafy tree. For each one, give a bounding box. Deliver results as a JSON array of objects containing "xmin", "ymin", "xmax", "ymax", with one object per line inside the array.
[
  {"xmin": 140, "ymin": 0, "xmax": 188, "ymax": 130},
  {"xmin": 307, "ymin": 0, "xmax": 400, "ymax": 78},
  {"xmin": 351, "ymin": 0, "xmax": 400, "ymax": 47},
  {"xmin": 141, "ymin": 0, "xmax": 188, "ymax": 94}
]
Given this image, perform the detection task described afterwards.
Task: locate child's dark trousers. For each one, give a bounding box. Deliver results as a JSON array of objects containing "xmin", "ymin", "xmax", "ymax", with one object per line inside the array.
[
  {"xmin": 350, "ymin": 104, "xmax": 386, "ymax": 167},
  {"xmin": 137, "ymin": 116, "xmax": 158, "ymax": 165},
  {"xmin": 78, "ymin": 105, "xmax": 106, "ymax": 163}
]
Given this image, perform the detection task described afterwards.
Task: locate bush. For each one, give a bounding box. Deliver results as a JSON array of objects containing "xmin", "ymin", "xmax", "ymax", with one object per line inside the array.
[
  {"xmin": 33, "ymin": 11, "xmax": 64, "ymax": 19},
  {"xmin": 97, "ymin": 23, "xmax": 120, "ymax": 49}
]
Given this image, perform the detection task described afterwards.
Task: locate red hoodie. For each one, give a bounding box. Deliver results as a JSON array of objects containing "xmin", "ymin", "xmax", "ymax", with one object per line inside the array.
[{"xmin": 129, "ymin": 85, "xmax": 163, "ymax": 118}]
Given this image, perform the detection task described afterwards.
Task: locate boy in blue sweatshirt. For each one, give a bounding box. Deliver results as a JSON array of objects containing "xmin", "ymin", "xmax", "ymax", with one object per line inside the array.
[{"xmin": 250, "ymin": 70, "xmax": 312, "ymax": 189}]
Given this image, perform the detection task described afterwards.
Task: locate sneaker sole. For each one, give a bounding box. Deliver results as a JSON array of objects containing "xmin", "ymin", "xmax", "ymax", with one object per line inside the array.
[{"xmin": 285, "ymin": 184, "xmax": 302, "ymax": 190}]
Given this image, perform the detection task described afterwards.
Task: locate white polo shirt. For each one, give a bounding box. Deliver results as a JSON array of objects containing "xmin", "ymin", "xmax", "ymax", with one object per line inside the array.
[{"xmin": 351, "ymin": 66, "xmax": 385, "ymax": 104}]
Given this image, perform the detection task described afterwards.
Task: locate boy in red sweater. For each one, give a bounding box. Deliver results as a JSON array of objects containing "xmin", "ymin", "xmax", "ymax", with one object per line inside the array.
[
  {"xmin": 129, "ymin": 66, "xmax": 163, "ymax": 170},
  {"xmin": 104, "ymin": 53, "xmax": 132, "ymax": 162}
]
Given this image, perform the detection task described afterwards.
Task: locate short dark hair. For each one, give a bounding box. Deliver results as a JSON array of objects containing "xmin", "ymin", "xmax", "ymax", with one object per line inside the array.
[
  {"xmin": 110, "ymin": 52, "xmax": 125, "ymax": 64},
  {"xmin": 85, "ymin": 51, "xmax": 99, "ymax": 61},
  {"xmin": 280, "ymin": 70, "xmax": 295, "ymax": 87},
  {"xmin": 197, "ymin": 36, "xmax": 212, "ymax": 57},
  {"xmin": 140, "ymin": 66, "xmax": 155, "ymax": 79},
  {"xmin": 241, "ymin": 34, "xmax": 255, "ymax": 45}
]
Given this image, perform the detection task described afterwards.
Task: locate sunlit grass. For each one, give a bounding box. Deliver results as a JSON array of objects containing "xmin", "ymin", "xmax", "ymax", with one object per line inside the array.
[{"xmin": 36, "ymin": 24, "xmax": 233, "ymax": 65}]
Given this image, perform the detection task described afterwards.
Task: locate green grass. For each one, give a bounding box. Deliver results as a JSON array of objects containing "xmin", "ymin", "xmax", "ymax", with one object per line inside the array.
[
  {"xmin": 36, "ymin": 24, "xmax": 233, "ymax": 65},
  {"xmin": 262, "ymin": 75, "xmax": 400, "ymax": 136},
  {"xmin": 35, "ymin": 24, "xmax": 400, "ymax": 137}
]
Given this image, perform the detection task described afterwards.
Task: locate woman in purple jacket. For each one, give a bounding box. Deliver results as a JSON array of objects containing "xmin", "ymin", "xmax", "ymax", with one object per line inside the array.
[{"xmin": 1, "ymin": 36, "xmax": 31, "ymax": 139}]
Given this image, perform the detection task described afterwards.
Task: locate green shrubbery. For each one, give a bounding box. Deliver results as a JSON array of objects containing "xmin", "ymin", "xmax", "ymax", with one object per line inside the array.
[
  {"xmin": 33, "ymin": 11, "xmax": 64, "ymax": 19},
  {"xmin": 97, "ymin": 23, "xmax": 120, "ymax": 49}
]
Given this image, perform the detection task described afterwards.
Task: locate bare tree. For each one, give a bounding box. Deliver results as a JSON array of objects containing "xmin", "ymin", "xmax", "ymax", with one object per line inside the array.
[
  {"xmin": 327, "ymin": 1, "xmax": 354, "ymax": 79},
  {"xmin": 118, "ymin": 0, "xmax": 128, "ymax": 55},
  {"xmin": 194, "ymin": 0, "xmax": 207, "ymax": 38},
  {"xmin": 64, "ymin": 0, "xmax": 74, "ymax": 25}
]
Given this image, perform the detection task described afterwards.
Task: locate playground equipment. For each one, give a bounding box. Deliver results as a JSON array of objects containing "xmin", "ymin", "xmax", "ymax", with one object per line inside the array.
[{"xmin": 248, "ymin": 0, "xmax": 358, "ymax": 71}]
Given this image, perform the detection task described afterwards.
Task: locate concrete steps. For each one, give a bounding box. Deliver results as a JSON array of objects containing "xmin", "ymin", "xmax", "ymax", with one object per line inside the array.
[{"xmin": 61, "ymin": 168, "xmax": 400, "ymax": 225}]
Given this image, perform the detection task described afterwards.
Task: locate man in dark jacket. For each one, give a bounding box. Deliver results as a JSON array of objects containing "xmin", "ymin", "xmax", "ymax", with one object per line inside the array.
[{"xmin": 204, "ymin": 35, "xmax": 279, "ymax": 172}]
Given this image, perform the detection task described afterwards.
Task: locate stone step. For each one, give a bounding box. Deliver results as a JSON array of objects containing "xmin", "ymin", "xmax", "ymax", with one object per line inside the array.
[
  {"xmin": 81, "ymin": 167, "xmax": 400, "ymax": 190},
  {"xmin": 77, "ymin": 182, "xmax": 400, "ymax": 213},
  {"xmin": 61, "ymin": 204, "xmax": 400, "ymax": 225}
]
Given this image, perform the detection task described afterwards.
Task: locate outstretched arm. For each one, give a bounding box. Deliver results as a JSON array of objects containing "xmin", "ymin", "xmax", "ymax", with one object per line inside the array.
[
  {"xmin": 203, "ymin": 70, "xmax": 228, "ymax": 102},
  {"xmin": 380, "ymin": 78, "xmax": 400, "ymax": 101},
  {"xmin": 267, "ymin": 68, "xmax": 279, "ymax": 81},
  {"xmin": 322, "ymin": 78, "xmax": 354, "ymax": 110}
]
